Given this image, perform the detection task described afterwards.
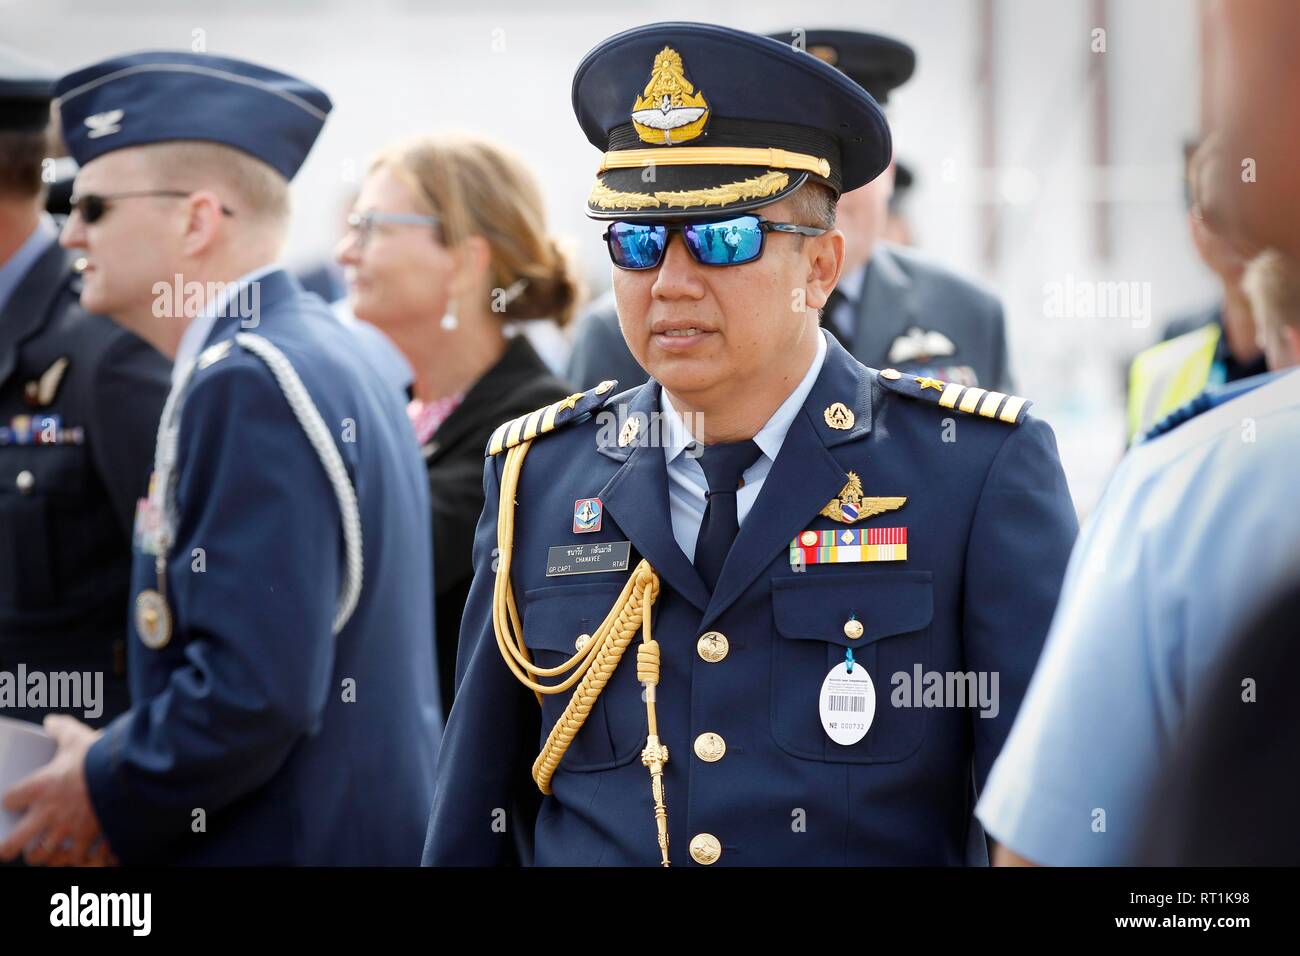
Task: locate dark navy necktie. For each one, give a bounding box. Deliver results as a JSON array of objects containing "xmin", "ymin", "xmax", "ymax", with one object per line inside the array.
[{"xmin": 693, "ymin": 439, "xmax": 763, "ymax": 592}]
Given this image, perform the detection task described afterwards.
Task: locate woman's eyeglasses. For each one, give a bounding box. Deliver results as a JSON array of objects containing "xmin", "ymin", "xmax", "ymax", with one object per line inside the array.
[
  {"xmin": 69, "ymin": 190, "xmax": 235, "ymax": 224},
  {"xmin": 345, "ymin": 210, "xmax": 441, "ymax": 246},
  {"xmin": 602, "ymin": 214, "xmax": 827, "ymax": 270}
]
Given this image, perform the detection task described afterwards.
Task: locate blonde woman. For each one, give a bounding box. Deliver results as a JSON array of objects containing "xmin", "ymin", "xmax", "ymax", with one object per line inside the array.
[{"xmin": 337, "ymin": 134, "xmax": 578, "ymax": 716}]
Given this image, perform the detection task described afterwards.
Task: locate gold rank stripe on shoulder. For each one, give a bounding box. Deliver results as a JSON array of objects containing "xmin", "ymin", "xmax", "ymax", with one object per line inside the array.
[
  {"xmin": 486, "ymin": 379, "xmax": 619, "ymax": 457},
  {"xmin": 876, "ymin": 369, "xmax": 1032, "ymax": 424}
]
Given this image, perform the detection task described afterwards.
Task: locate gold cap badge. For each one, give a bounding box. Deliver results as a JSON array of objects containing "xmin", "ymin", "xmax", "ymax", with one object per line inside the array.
[{"xmin": 631, "ymin": 47, "xmax": 710, "ymax": 145}]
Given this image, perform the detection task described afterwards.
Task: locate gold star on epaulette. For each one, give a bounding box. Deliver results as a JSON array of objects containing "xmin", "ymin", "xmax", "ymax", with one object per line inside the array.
[{"xmin": 876, "ymin": 368, "xmax": 1033, "ymax": 425}]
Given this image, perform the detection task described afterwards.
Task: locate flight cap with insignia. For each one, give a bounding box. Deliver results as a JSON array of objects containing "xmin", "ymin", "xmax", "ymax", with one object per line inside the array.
[
  {"xmin": 54, "ymin": 51, "xmax": 331, "ymax": 180},
  {"xmin": 0, "ymin": 45, "xmax": 55, "ymax": 133},
  {"xmin": 767, "ymin": 30, "xmax": 916, "ymax": 106},
  {"xmin": 573, "ymin": 21, "xmax": 892, "ymax": 221}
]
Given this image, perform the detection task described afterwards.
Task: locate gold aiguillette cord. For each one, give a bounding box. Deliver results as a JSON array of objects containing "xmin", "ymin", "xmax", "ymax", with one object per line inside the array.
[{"xmin": 491, "ymin": 438, "xmax": 670, "ymax": 866}]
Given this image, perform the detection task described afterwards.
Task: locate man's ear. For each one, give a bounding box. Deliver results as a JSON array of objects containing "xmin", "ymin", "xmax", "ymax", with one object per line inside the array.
[
  {"xmin": 805, "ymin": 227, "xmax": 845, "ymax": 312},
  {"xmin": 180, "ymin": 189, "xmax": 228, "ymax": 258}
]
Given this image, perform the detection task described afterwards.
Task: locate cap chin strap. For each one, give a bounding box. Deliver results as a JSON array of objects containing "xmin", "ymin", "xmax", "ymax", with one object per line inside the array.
[
  {"xmin": 492, "ymin": 437, "xmax": 671, "ymax": 866},
  {"xmin": 599, "ymin": 145, "xmax": 831, "ymax": 179}
]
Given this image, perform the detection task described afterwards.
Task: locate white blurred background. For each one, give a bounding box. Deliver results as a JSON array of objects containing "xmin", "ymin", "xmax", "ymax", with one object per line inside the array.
[{"xmin": 4, "ymin": 0, "xmax": 1213, "ymax": 511}]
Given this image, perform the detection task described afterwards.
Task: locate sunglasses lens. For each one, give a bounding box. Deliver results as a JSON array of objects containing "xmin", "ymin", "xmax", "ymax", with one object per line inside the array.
[
  {"xmin": 684, "ymin": 216, "xmax": 764, "ymax": 265},
  {"xmin": 77, "ymin": 196, "xmax": 106, "ymax": 223},
  {"xmin": 607, "ymin": 222, "xmax": 666, "ymax": 269}
]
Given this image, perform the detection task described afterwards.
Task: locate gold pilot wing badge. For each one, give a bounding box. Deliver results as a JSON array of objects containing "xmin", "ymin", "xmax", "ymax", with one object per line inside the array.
[
  {"xmin": 25, "ymin": 356, "xmax": 70, "ymax": 407},
  {"xmin": 819, "ymin": 472, "xmax": 907, "ymax": 525},
  {"xmin": 631, "ymin": 46, "xmax": 710, "ymax": 145}
]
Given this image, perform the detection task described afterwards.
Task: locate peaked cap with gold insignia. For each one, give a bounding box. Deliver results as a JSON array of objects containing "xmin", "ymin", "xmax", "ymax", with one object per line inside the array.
[{"xmin": 572, "ymin": 22, "xmax": 892, "ymax": 220}]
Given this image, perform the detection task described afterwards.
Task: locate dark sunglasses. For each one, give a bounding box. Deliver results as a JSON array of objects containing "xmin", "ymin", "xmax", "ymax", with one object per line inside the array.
[
  {"xmin": 69, "ymin": 190, "xmax": 235, "ymax": 224},
  {"xmin": 602, "ymin": 214, "xmax": 827, "ymax": 270}
]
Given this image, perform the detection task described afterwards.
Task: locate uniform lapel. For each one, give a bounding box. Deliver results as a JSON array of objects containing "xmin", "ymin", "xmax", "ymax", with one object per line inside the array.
[
  {"xmin": 700, "ymin": 335, "xmax": 873, "ymax": 630},
  {"xmin": 0, "ymin": 243, "xmax": 70, "ymax": 390},
  {"xmin": 852, "ymin": 243, "xmax": 918, "ymax": 369},
  {"xmin": 596, "ymin": 379, "xmax": 712, "ymax": 613}
]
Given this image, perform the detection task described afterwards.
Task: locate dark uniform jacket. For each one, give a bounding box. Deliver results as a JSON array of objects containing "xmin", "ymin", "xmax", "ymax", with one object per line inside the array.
[
  {"xmin": 83, "ymin": 269, "xmax": 441, "ymax": 865},
  {"xmin": 425, "ymin": 331, "xmax": 1077, "ymax": 866},
  {"xmin": 423, "ymin": 334, "xmax": 572, "ymax": 716},
  {"xmin": 0, "ymin": 240, "xmax": 169, "ymax": 727}
]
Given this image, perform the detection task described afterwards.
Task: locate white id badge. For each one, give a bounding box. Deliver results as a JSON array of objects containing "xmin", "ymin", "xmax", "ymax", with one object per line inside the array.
[{"xmin": 819, "ymin": 661, "xmax": 876, "ymax": 746}]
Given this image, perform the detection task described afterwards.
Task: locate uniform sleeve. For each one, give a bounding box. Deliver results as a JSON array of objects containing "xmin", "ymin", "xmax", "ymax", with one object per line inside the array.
[
  {"xmin": 423, "ymin": 454, "xmax": 542, "ymax": 865},
  {"xmin": 83, "ymin": 360, "xmax": 342, "ymax": 861},
  {"xmin": 86, "ymin": 329, "xmax": 172, "ymax": 537},
  {"xmin": 975, "ymin": 457, "xmax": 1173, "ymax": 865},
  {"xmin": 962, "ymin": 417, "xmax": 1077, "ymax": 794}
]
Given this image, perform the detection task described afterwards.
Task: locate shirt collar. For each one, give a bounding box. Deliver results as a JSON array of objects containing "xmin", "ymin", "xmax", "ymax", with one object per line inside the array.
[
  {"xmin": 0, "ymin": 214, "xmax": 58, "ymax": 315},
  {"xmin": 172, "ymin": 263, "xmax": 280, "ymax": 385},
  {"xmin": 659, "ymin": 328, "xmax": 828, "ymax": 465}
]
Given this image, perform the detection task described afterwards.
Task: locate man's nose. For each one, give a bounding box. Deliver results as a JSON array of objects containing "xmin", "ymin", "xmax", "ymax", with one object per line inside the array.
[
  {"xmin": 651, "ymin": 232, "xmax": 705, "ymax": 299},
  {"xmin": 59, "ymin": 212, "xmax": 86, "ymax": 249}
]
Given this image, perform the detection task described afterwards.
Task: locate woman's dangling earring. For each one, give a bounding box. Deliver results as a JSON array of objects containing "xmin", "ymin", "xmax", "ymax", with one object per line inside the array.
[{"xmin": 440, "ymin": 298, "xmax": 458, "ymax": 331}]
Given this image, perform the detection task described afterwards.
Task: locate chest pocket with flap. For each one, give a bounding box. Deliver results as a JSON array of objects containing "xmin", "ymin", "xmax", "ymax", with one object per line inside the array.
[
  {"xmin": 770, "ymin": 570, "xmax": 933, "ymax": 763},
  {"xmin": 521, "ymin": 580, "xmax": 646, "ymax": 772}
]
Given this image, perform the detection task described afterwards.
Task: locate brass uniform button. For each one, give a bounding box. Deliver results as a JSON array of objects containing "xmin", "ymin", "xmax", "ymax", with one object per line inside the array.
[
  {"xmin": 693, "ymin": 732, "xmax": 726, "ymax": 762},
  {"xmin": 689, "ymin": 832, "xmax": 722, "ymax": 865},
  {"xmin": 844, "ymin": 618, "xmax": 864, "ymax": 640},
  {"xmin": 696, "ymin": 631, "xmax": 729, "ymax": 662},
  {"xmin": 880, "ymin": 367, "xmax": 901, "ymax": 380},
  {"xmin": 15, "ymin": 470, "xmax": 35, "ymax": 494},
  {"xmin": 575, "ymin": 632, "xmax": 591, "ymax": 652},
  {"xmin": 594, "ymin": 379, "xmax": 615, "ymax": 395}
]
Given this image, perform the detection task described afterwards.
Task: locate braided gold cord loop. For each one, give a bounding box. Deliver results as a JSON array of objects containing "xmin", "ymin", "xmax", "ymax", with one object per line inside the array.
[{"xmin": 490, "ymin": 438, "xmax": 670, "ymax": 863}]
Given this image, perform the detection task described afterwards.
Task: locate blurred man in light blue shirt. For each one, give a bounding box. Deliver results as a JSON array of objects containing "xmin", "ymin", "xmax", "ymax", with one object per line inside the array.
[{"xmin": 977, "ymin": 256, "xmax": 1300, "ymax": 864}]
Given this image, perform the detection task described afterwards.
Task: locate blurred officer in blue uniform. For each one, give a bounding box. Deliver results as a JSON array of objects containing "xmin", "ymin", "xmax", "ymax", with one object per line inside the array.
[
  {"xmin": 978, "ymin": 252, "xmax": 1300, "ymax": 866},
  {"xmin": 0, "ymin": 51, "xmax": 440, "ymax": 866},
  {"xmin": 425, "ymin": 22, "xmax": 1076, "ymax": 867},
  {"xmin": 0, "ymin": 52, "xmax": 169, "ymax": 729},
  {"xmin": 565, "ymin": 28, "xmax": 1013, "ymax": 394}
]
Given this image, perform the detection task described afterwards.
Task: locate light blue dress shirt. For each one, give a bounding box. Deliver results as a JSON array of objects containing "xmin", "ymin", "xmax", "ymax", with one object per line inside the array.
[
  {"xmin": 0, "ymin": 214, "xmax": 58, "ymax": 314},
  {"xmin": 976, "ymin": 368, "xmax": 1300, "ymax": 865},
  {"xmin": 659, "ymin": 328, "xmax": 827, "ymax": 562}
]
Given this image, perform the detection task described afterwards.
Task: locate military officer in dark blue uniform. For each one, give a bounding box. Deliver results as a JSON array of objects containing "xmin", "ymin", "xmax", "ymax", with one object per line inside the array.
[
  {"xmin": 425, "ymin": 22, "xmax": 1077, "ymax": 867},
  {"xmin": 566, "ymin": 28, "xmax": 1014, "ymax": 395},
  {"xmin": 0, "ymin": 52, "xmax": 169, "ymax": 729},
  {"xmin": 0, "ymin": 51, "xmax": 440, "ymax": 866}
]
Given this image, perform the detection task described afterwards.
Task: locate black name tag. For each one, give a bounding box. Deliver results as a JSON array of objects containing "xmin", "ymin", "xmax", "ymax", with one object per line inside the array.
[{"xmin": 545, "ymin": 541, "xmax": 632, "ymax": 576}]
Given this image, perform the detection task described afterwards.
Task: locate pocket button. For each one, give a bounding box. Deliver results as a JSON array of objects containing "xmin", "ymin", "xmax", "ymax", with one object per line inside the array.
[
  {"xmin": 693, "ymin": 732, "xmax": 726, "ymax": 762},
  {"xmin": 697, "ymin": 631, "xmax": 729, "ymax": 662}
]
